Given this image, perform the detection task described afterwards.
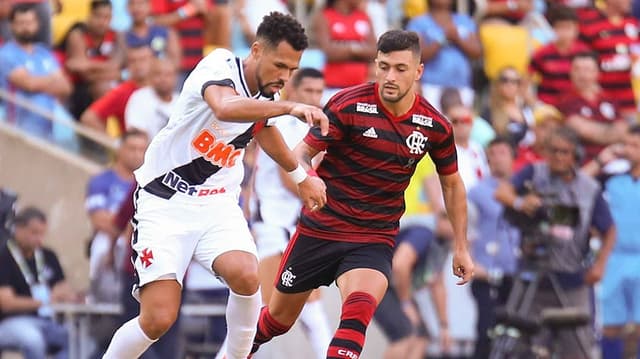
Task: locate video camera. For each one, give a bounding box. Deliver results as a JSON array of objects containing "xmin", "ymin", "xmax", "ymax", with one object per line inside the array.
[{"xmin": 503, "ymin": 188, "xmax": 580, "ymax": 264}]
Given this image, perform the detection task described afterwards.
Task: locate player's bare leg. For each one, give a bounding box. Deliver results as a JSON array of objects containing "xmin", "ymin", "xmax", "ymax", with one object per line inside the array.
[
  {"xmin": 103, "ymin": 279, "xmax": 182, "ymax": 358},
  {"xmin": 250, "ymin": 289, "xmax": 313, "ymax": 355},
  {"xmin": 213, "ymin": 250, "xmax": 262, "ymax": 359},
  {"xmin": 329, "ymin": 268, "xmax": 388, "ymax": 358},
  {"xmin": 258, "ymin": 253, "xmax": 282, "ymax": 304}
]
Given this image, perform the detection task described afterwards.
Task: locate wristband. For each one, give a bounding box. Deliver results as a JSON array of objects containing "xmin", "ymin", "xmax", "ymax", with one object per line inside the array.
[{"xmin": 289, "ymin": 164, "xmax": 308, "ymax": 184}]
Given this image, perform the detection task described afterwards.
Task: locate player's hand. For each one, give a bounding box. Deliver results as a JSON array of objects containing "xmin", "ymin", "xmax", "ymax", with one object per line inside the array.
[
  {"xmin": 290, "ymin": 104, "xmax": 329, "ymax": 136},
  {"xmin": 452, "ymin": 247, "xmax": 474, "ymax": 285},
  {"xmin": 298, "ymin": 175, "xmax": 327, "ymax": 212}
]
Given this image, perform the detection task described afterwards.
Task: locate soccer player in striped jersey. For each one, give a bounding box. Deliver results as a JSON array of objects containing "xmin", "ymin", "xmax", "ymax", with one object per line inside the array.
[{"xmin": 250, "ymin": 30, "xmax": 474, "ymax": 359}]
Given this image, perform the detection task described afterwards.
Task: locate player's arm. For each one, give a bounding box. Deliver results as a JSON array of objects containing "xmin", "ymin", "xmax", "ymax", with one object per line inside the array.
[
  {"xmin": 203, "ymin": 84, "xmax": 329, "ymax": 134},
  {"xmin": 256, "ymin": 126, "xmax": 327, "ymax": 210},
  {"xmin": 439, "ymin": 172, "xmax": 474, "ymax": 284}
]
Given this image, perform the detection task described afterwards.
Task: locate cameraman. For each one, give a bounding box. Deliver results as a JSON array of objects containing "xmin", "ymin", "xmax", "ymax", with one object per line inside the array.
[{"xmin": 494, "ymin": 127, "xmax": 616, "ymax": 358}]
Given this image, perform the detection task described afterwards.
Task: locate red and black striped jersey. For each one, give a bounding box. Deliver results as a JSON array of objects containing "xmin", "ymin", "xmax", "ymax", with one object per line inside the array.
[
  {"xmin": 529, "ymin": 41, "xmax": 590, "ymax": 106},
  {"xmin": 299, "ymin": 82, "xmax": 458, "ymax": 246},
  {"xmin": 557, "ymin": 89, "xmax": 621, "ymax": 161},
  {"xmin": 580, "ymin": 10, "xmax": 640, "ymax": 112}
]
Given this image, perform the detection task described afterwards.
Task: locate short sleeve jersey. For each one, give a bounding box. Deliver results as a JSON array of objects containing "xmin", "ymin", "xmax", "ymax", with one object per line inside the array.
[
  {"xmin": 134, "ymin": 49, "xmax": 277, "ymax": 202},
  {"xmin": 300, "ymin": 83, "xmax": 458, "ymax": 246}
]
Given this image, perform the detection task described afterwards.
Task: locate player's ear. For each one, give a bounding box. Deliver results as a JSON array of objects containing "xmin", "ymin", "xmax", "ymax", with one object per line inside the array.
[
  {"xmin": 250, "ymin": 41, "xmax": 262, "ymax": 59},
  {"xmin": 415, "ymin": 63, "xmax": 424, "ymax": 83}
]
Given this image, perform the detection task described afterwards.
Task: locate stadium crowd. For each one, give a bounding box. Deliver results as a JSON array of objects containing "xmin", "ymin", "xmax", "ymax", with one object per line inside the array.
[{"xmin": 1, "ymin": 0, "xmax": 640, "ymax": 358}]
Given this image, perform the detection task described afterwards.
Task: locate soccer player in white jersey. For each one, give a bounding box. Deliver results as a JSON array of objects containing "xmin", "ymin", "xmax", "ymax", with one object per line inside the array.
[
  {"xmin": 102, "ymin": 12, "xmax": 329, "ymax": 359},
  {"xmin": 251, "ymin": 68, "xmax": 331, "ymax": 359}
]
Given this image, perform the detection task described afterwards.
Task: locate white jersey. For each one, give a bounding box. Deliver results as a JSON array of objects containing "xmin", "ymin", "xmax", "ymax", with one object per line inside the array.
[
  {"xmin": 135, "ymin": 48, "xmax": 277, "ymax": 202},
  {"xmin": 253, "ymin": 115, "xmax": 309, "ymax": 227}
]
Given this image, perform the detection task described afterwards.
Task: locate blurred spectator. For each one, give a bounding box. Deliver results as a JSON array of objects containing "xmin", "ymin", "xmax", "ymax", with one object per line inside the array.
[
  {"xmin": 126, "ymin": 0, "xmax": 181, "ymax": 68},
  {"xmin": 86, "ymin": 129, "xmax": 148, "ymax": 293},
  {"xmin": 85, "ymin": 129, "xmax": 148, "ymax": 356},
  {"xmin": 597, "ymin": 125, "xmax": 640, "ymax": 359},
  {"xmin": 11, "ymin": 0, "xmax": 55, "ymax": 45},
  {"xmin": 63, "ymin": 0, "xmax": 125, "ymax": 120},
  {"xmin": 0, "ymin": 207, "xmax": 77, "ymax": 359},
  {"xmin": 482, "ymin": 66, "xmax": 535, "ymax": 147},
  {"xmin": 312, "ymin": 0, "xmax": 377, "ymax": 104},
  {"xmin": 579, "ymin": 0, "xmax": 640, "ymax": 114},
  {"xmin": 479, "ymin": 0, "xmax": 534, "ymax": 24},
  {"xmin": 0, "ymin": 188, "xmax": 17, "ymax": 246},
  {"xmin": 407, "ymin": 0, "xmax": 482, "ymax": 109},
  {"xmin": 557, "ymin": 51, "xmax": 628, "ymax": 162},
  {"xmin": 495, "ymin": 127, "xmax": 616, "ymax": 358},
  {"xmin": 512, "ymin": 103, "xmax": 563, "ymax": 171},
  {"xmin": 124, "ymin": 58, "xmax": 178, "ymax": 138},
  {"xmin": 467, "ymin": 137, "xmax": 519, "ymax": 359},
  {"xmin": 447, "ymin": 102, "xmax": 489, "ymax": 190},
  {"xmin": 80, "ymin": 45, "xmax": 153, "ymax": 136},
  {"xmin": 440, "ymin": 87, "xmax": 496, "ymax": 147},
  {"xmin": 151, "ymin": 0, "xmax": 218, "ymax": 86},
  {"xmin": 0, "ymin": 4, "xmax": 72, "ymax": 140},
  {"xmin": 528, "ymin": 5, "xmax": 589, "ymax": 107},
  {"xmin": 557, "ymin": 0, "xmax": 600, "ymax": 22},
  {"xmin": 232, "ymin": 0, "xmax": 289, "ymax": 46}
]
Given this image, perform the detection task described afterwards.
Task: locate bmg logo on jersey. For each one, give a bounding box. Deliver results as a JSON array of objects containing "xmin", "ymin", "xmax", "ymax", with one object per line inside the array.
[
  {"xmin": 192, "ymin": 129, "xmax": 242, "ymax": 167},
  {"xmin": 162, "ymin": 171, "xmax": 227, "ymax": 196}
]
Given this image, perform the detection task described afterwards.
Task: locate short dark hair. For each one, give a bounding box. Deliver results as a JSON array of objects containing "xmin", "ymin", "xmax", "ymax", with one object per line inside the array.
[
  {"xmin": 440, "ymin": 87, "xmax": 463, "ymax": 114},
  {"xmin": 572, "ymin": 51, "xmax": 599, "ymax": 65},
  {"xmin": 488, "ymin": 136, "xmax": 516, "ymax": 157},
  {"xmin": 9, "ymin": 4, "xmax": 36, "ymax": 21},
  {"xmin": 90, "ymin": 0, "xmax": 112, "ymax": 11},
  {"xmin": 14, "ymin": 207, "xmax": 46, "ymax": 227},
  {"xmin": 377, "ymin": 30, "xmax": 421, "ymax": 58},
  {"xmin": 256, "ymin": 12, "xmax": 308, "ymax": 51},
  {"xmin": 547, "ymin": 4, "xmax": 578, "ymax": 25},
  {"xmin": 120, "ymin": 128, "xmax": 148, "ymax": 143},
  {"xmin": 291, "ymin": 68, "xmax": 323, "ymax": 88}
]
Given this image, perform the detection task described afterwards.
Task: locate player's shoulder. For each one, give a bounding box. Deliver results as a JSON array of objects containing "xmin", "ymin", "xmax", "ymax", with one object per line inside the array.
[
  {"xmin": 198, "ymin": 48, "xmax": 237, "ymax": 69},
  {"xmin": 326, "ymin": 82, "xmax": 376, "ymax": 111},
  {"xmin": 414, "ymin": 95, "xmax": 452, "ymax": 132}
]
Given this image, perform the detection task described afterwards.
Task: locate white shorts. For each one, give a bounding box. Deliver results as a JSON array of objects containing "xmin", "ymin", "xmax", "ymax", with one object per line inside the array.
[
  {"xmin": 252, "ymin": 222, "xmax": 295, "ymax": 260},
  {"xmin": 131, "ymin": 188, "xmax": 257, "ymax": 299}
]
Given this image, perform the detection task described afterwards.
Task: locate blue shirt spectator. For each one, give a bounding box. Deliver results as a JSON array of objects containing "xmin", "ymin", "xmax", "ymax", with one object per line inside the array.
[
  {"xmin": 406, "ymin": 13, "xmax": 477, "ymax": 88},
  {"xmin": 468, "ymin": 177, "xmax": 520, "ymax": 276},
  {"xmin": 0, "ymin": 42, "xmax": 63, "ymax": 138},
  {"xmin": 0, "ymin": 5, "xmax": 71, "ymax": 140},
  {"xmin": 86, "ymin": 170, "xmax": 134, "ymax": 215},
  {"xmin": 125, "ymin": 24, "xmax": 169, "ymax": 58},
  {"xmin": 604, "ymin": 173, "xmax": 640, "ymax": 253}
]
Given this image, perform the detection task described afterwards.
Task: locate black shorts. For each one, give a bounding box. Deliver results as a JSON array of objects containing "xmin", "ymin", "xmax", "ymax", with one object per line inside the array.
[
  {"xmin": 374, "ymin": 285, "xmax": 429, "ymax": 342},
  {"xmin": 275, "ymin": 232, "xmax": 393, "ymax": 293}
]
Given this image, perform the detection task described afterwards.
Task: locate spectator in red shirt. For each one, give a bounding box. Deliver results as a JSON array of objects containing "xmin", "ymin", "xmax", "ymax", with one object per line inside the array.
[
  {"xmin": 80, "ymin": 45, "xmax": 153, "ymax": 135},
  {"xmin": 528, "ymin": 5, "xmax": 589, "ymax": 107},
  {"xmin": 63, "ymin": 0, "xmax": 125, "ymax": 119},
  {"xmin": 312, "ymin": 0, "xmax": 377, "ymax": 104},
  {"xmin": 579, "ymin": 0, "xmax": 640, "ymax": 114},
  {"xmin": 558, "ymin": 51, "xmax": 629, "ymax": 162}
]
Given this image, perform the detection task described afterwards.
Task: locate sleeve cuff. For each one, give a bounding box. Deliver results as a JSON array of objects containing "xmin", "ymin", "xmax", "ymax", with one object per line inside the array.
[{"xmin": 201, "ymin": 79, "xmax": 235, "ymax": 98}]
